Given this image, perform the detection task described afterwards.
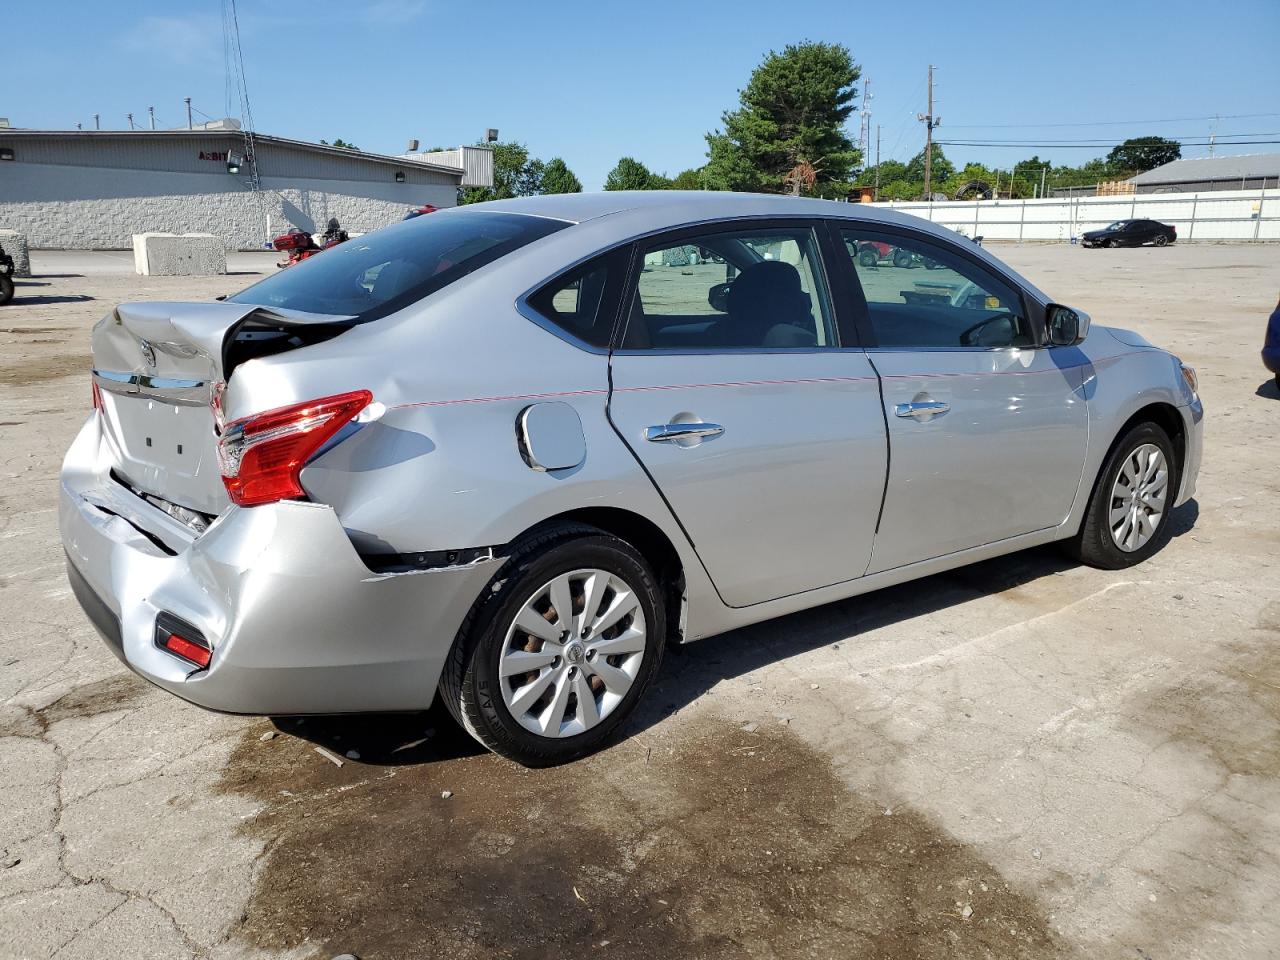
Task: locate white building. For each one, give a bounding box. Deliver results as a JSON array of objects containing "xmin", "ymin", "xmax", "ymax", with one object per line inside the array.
[{"xmin": 0, "ymin": 127, "xmax": 492, "ymax": 250}]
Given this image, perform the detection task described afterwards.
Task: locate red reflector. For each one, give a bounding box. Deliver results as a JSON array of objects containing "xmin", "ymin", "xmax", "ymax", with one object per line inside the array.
[
  {"xmin": 216, "ymin": 390, "xmax": 372, "ymax": 507},
  {"xmin": 163, "ymin": 633, "xmax": 212, "ymax": 668}
]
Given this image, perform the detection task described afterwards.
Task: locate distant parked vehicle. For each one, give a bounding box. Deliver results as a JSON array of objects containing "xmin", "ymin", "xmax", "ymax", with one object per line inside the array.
[
  {"xmin": 1081, "ymin": 219, "xmax": 1177, "ymax": 248},
  {"xmin": 0, "ymin": 241, "xmax": 14, "ymax": 305},
  {"xmin": 271, "ymin": 219, "xmax": 349, "ymax": 268},
  {"xmin": 1264, "ymin": 293, "xmax": 1280, "ymax": 388},
  {"xmin": 403, "ymin": 204, "xmax": 440, "ymax": 220},
  {"xmin": 852, "ymin": 240, "xmax": 915, "ymax": 269}
]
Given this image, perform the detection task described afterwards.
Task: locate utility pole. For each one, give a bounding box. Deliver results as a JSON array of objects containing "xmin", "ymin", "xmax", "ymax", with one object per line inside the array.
[
  {"xmin": 148, "ymin": 106, "xmax": 156, "ymax": 130},
  {"xmin": 916, "ymin": 65, "xmax": 941, "ymax": 199},
  {"xmin": 858, "ymin": 77, "xmax": 873, "ymax": 161},
  {"xmin": 184, "ymin": 97, "xmax": 193, "ymax": 130},
  {"xmin": 874, "ymin": 124, "xmax": 881, "ymax": 202},
  {"xmin": 127, "ymin": 113, "xmax": 135, "ymax": 130}
]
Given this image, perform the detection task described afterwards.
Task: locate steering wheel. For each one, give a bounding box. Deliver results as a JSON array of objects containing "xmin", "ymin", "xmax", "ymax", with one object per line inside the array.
[{"xmin": 958, "ymin": 313, "xmax": 1011, "ymax": 347}]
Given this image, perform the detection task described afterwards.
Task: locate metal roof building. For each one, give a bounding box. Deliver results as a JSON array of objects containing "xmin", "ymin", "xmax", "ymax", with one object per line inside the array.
[
  {"xmin": 0, "ymin": 128, "xmax": 485, "ymax": 250},
  {"xmin": 1128, "ymin": 153, "xmax": 1280, "ymax": 193}
]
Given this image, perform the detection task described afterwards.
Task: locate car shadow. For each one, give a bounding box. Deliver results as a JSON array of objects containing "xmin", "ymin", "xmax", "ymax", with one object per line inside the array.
[
  {"xmin": 273, "ymin": 501, "xmax": 1200, "ymax": 768},
  {"xmin": 630, "ymin": 498, "xmax": 1200, "ymax": 739},
  {"xmin": 1256, "ymin": 378, "xmax": 1279, "ymax": 400},
  {"xmin": 9, "ymin": 294, "xmax": 95, "ymax": 305},
  {"xmin": 270, "ymin": 701, "xmax": 486, "ymax": 766}
]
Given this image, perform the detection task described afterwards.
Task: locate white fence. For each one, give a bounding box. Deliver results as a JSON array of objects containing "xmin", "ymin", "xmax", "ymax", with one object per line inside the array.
[{"xmin": 870, "ymin": 187, "xmax": 1279, "ymax": 242}]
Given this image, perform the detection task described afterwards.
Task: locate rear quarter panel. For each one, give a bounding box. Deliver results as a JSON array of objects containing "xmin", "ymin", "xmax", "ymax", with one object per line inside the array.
[{"xmin": 223, "ymin": 226, "xmax": 722, "ymax": 635}]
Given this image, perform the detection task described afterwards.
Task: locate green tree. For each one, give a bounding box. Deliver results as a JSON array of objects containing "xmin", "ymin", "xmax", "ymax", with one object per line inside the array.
[
  {"xmin": 320, "ymin": 138, "xmax": 360, "ymax": 151},
  {"xmin": 460, "ymin": 141, "xmax": 546, "ymax": 204},
  {"xmin": 905, "ymin": 145, "xmax": 955, "ymax": 187},
  {"xmin": 670, "ymin": 168, "xmax": 705, "ymax": 190},
  {"xmin": 1106, "ymin": 136, "xmax": 1181, "ymax": 174},
  {"xmin": 703, "ymin": 41, "xmax": 861, "ymax": 197},
  {"xmin": 541, "ymin": 157, "xmax": 583, "ymax": 194},
  {"xmin": 604, "ymin": 156, "xmax": 668, "ymax": 190}
]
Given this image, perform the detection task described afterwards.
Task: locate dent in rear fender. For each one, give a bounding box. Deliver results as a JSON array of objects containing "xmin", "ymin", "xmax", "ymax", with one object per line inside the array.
[{"xmin": 297, "ymin": 396, "xmax": 718, "ymax": 627}]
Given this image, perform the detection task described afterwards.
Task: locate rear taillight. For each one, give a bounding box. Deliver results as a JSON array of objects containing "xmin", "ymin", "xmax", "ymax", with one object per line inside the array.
[{"xmin": 216, "ymin": 390, "xmax": 372, "ymax": 507}]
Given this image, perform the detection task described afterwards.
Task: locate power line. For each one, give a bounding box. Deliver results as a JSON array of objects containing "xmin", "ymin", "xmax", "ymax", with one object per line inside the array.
[
  {"xmin": 936, "ymin": 131, "xmax": 1279, "ymax": 145},
  {"xmin": 938, "ymin": 139, "xmax": 1280, "ymax": 149},
  {"xmin": 942, "ymin": 112, "xmax": 1280, "ymax": 129}
]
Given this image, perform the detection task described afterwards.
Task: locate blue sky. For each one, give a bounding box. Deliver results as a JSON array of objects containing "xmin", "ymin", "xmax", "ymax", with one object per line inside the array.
[{"xmin": 7, "ymin": 0, "xmax": 1279, "ymax": 189}]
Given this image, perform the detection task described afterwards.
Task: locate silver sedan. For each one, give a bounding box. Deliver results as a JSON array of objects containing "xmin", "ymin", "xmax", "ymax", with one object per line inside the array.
[{"xmin": 61, "ymin": 192, "xmax": 1203, "ymax": 766}]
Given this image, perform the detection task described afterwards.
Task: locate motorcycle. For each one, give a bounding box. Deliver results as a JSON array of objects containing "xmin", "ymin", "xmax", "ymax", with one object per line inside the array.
[
  {"xmin": 271, "ymin": 218, "xmax": 349, "ymax": 269},
  {"xmin": 0, "ymin": 242, "xmax": 14, "ymax": 306}
]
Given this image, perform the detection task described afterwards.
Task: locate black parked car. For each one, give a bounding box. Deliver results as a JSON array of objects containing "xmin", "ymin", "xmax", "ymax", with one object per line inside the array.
[{"xmin": 1081, "ymin": 219, "xmax": 1177, "ymax": 248}]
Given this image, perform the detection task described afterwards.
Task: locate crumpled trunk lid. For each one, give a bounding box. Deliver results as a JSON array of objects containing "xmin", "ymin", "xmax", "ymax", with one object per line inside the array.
[{"xmin": 92, "ymin": 300, "xmax": 353, "ymax": 515}]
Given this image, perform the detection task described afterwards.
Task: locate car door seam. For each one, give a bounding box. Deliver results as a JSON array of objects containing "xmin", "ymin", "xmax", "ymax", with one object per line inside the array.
[
  {"xmin": 603, "ymin": 355, "xmax": 733, "ymax": 610},
  {"xmin": 865, "ymin": 353, "xmax": 893, "ymax": 549}
]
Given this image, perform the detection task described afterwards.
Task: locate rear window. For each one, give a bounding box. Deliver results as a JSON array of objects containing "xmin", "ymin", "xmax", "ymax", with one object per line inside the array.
[{"xmin": 228, "ymin": 211, "xmax": 568, "ymax": 319}]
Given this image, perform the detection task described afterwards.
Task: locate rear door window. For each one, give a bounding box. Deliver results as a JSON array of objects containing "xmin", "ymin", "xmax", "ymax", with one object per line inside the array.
[
  {"xmin": 623, "ymin": 226, "xmax": 836, "ymax": 350},
  {"xmin": 229, "ymin": 211, "xmax": 568, "ymax": 320}
]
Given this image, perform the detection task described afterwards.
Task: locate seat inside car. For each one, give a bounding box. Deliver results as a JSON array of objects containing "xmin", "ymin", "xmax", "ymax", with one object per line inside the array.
[{"xmin": 717, "ymin": 260, "xmax": 817, "ymax": 347}]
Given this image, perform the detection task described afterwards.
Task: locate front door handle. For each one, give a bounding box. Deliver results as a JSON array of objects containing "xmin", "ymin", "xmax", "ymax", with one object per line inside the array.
[
  {"xmin": 645, "ymin": 422, "xmax": 725, "ymax": 444},
  {"xmin": 894, "ymin": 400, "xmax": 950, "ymax": 420}
]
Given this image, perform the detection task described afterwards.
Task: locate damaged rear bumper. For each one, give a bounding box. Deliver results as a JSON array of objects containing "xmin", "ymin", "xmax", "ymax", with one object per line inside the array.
[{"xmin": 59, "ymin": 415, "xmax": 498, "ymax": 715}]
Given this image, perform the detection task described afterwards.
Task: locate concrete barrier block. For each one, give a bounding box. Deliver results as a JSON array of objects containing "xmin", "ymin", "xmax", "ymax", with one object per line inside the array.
[
  {"xmin": 132, "ymin": 233, "xmax": 227, "ymax": 276},
  {"xmin": 0, "ymin": 230, "xmax": 31, "ymax": 278}
]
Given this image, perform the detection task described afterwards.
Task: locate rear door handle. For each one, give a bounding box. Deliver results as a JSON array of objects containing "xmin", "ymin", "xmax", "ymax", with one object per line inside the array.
[
  {"xmin": 645, "ymin": 422, "xmax": 724, "ymax": 443},
  {"xmin": 894, "ymin": 400, "xmax": 950, "ymax": 419}
]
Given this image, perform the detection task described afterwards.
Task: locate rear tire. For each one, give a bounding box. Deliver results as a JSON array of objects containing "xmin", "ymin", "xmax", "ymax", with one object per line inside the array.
[
  {"xmin": 1153, "ymin": 234, "xmax": 1168, "ymax": 247},
  {"xmin": 892, "ymin": 249, "xmax": 913, "ymax": 269},
  {"xmin": 0, "ymin": 274, "xmax": 13, "ymax": 306},
  {"xmin": 857, "ymin": 247, "xmax": 878, "ymax": 268},
  {"xmin": 1066, "ymin": 422, "xmax": 1179, "ymax": 569},
  {"xmin": 440, "ymin": 523, "xmax": 665, "ymax": 767}
]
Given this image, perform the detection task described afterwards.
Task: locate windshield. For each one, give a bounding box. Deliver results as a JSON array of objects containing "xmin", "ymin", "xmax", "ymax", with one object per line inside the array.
[
  {"xmin": 228, "ymin": 211, "xmax": 568, "ymax": 319},
  {"xmin": 1106, "ymin": 221, "xmax": 1128, "ymax": 231}
]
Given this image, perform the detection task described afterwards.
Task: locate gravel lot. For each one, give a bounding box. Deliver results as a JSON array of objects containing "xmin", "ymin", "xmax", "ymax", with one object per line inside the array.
[{"xmin": 1, "ymin": 243, "xmax": 1277, "ymax": 960}]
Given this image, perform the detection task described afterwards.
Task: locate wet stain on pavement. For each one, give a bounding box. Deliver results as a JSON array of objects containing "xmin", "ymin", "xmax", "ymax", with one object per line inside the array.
[
  {"xmin": 38, "ymin": 672, "xmax": 147, "ymax": 726},
  {"xmin": 0, "ymin": 673, "xmax": 147, "ymax": 739},
  {"xmin": 222, "ymin": 716, "xmax": 1073, "ymax": 959}
]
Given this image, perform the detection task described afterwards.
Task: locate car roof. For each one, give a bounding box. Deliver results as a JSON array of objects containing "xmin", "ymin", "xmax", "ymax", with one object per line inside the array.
[
  {"xmin": 454, "ymin": 190, "xmax": 929, "ymax": 230},
  {"xmin": 438, "ymin": 191, "xmax": 1055, "ymax": 307}
]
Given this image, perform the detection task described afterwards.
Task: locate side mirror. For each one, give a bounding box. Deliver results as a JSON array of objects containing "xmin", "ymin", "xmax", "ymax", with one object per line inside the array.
[
  {"xmin": 1046, "ymin": 304, "xmax": 1090, "ymax": 346},
  {"xmin": 708, "ymin": 281, "xmax": 732, "ymax": 313}
]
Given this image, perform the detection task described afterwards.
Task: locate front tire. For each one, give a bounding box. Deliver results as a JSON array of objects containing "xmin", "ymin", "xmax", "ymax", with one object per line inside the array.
[
  {"xmin": 1066, "ymin": 422, "xmax": 1178, "ymax": 569},
  {"xmin": 892, "ymin": 249, "xmax": 913, "ymax": 269},
  {"xmin": 857, "ymin": 247, "xmax": 878, "ymax": 268},
  {"xmin": 0, "ymin": 273, "xmax": 13, "ymax": 306},
  {"xmin": 440, "ymin": 525, "xmax": 665, "ymax": 767},
  {"xmin": 1105, "ymin": 238, "xmax": 1117, "ymax": 249}
]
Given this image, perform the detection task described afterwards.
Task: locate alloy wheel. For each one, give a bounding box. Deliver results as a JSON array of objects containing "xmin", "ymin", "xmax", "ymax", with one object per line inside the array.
[
  {"xmin": 1108, "ymin": 443, "xmax": 1169, "ymax": 552},
  {"xmin": 499, "ymin": 568, "xmax": 647, "ymax": 738}
]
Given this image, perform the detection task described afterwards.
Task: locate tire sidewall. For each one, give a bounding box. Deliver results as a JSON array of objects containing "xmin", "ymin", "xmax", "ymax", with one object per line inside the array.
[
  {"xmin": 464, "ymin": 535, "xmax": 664, "ymax": 766},
  {"xmin": 1084, "ymin": 423, "xmax": 1179, "ymax": 566}
]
